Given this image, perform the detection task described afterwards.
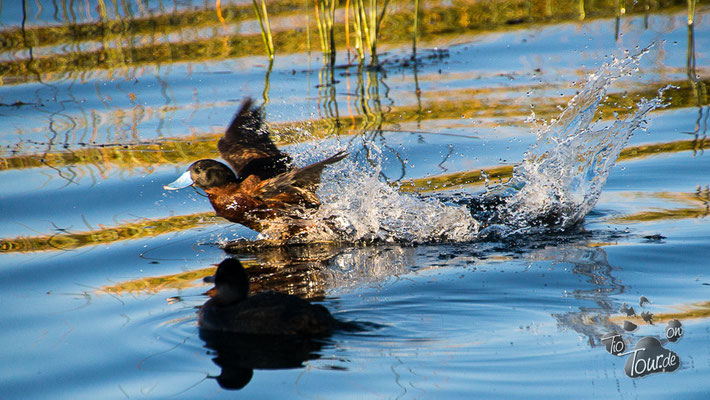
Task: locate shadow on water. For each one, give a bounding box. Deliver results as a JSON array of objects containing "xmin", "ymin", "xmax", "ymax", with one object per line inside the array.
[
  {"xmin": 195, "ymin": 228, "xmax": 637, "ymax": 390},
  {"xmin": 195, "ymin": 253, "xmax": 378, "ymax": 391},
  {"xmin": 199, "ymin": 328, "xmax": 331, "ymax": 390}
]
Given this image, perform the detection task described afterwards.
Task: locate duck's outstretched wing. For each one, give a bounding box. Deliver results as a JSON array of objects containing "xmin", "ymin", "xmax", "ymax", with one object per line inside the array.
[
  {"xmin": 256, "ymin": 151, "xmax": 348, "ymax": 206},
  {"xmin": 218, "ymin": 98, "xmax": 292, "ymax": 180}
]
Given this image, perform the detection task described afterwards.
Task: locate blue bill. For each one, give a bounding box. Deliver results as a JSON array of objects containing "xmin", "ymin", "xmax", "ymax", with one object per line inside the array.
[{"xmin": 163, "ymin": 170, "xmax": 194, "ymax": 190}]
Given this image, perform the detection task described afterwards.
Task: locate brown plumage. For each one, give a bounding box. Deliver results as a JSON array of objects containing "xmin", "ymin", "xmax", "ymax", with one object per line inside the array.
[{"xmin": 164, "ymin": 98, "xmax": 347, "ymax": 239}]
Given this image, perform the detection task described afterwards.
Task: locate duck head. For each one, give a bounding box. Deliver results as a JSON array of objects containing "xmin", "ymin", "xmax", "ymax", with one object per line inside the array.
[
  {"xmin": 164, "ymin": 159, "xmax": 238, "ymax": 191},
  {"xmin": 211, "ymin": 258, "xmax": 251, "ymax": 306}
]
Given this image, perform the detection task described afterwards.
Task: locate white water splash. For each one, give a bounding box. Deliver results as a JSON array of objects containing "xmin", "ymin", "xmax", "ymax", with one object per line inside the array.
[
  {"xmin": 297, "ymin": 153, "xmax": 479, "ymax": 243},
  {"xmin": 279, "ymin": 47, "xmax": 664, "ymax": 244},
  {"xmin": 483, "ymin": 46, "xmax": 666, "ymax": 235}
]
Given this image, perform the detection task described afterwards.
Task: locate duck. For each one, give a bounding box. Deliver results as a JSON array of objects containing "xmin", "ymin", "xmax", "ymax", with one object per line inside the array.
[
  {"xmin": 198, "ymin": 258, "xmax": 343, "ymax": 335},
  {"xmin": 164, "ymin": 98, "xmax": 347, "ymax": 240}
]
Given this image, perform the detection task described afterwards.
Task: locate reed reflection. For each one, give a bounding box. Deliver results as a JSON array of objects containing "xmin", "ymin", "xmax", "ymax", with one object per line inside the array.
[
  {"xmin": 2, "ymin": 51, "xmax": 706, "ymax": 179},
  {"xmin": 316, "ymin": 61, "xmax": 340, "ymax": 132},
  {"xmin": 346, "ymin": 61, "xmax": 409, "ymax": 182},
  {"xmin": 263, "ymin": 59, "xmax": 274, "ymax": 105},
  {"xmin": 685, "ymin": 19, "xmax": 708, "ymax": 154}
]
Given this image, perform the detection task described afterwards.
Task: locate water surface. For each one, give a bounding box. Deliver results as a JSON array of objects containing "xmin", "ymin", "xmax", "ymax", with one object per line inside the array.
[{"xmin": 1, "ymin": 1, "xmax": 709, "ymax": 398}]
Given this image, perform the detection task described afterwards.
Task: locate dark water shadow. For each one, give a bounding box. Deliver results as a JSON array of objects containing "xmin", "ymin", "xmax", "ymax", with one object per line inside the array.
[
  {"xmin": 225, "ymin": 216, "xmax": 636, "ymax": 346},
  {"xmin": 197, "ymin": 252, "xmax": 379, "ymax": 391},
  {"xmin": 199, "ymin": 328, "xmax": 331, "ymax": 390}
]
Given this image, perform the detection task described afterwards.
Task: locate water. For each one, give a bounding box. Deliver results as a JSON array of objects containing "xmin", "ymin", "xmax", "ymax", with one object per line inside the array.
[
  {"xmin": 1, "ymin": 1, "xmax": 709, "ymax": 398},
  {"xmin": 273, "ymin": 48, "xmax": 663, "ymax": 243},
  {"xmin": 486, "ymin": 47, "xmax": 668, "ymax": 233}
]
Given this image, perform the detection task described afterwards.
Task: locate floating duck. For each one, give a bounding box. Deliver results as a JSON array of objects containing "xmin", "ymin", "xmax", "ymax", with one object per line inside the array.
[
  {"xmin": 198, "ymin": 258, "xmax": 344, "ymax": 335},
  {"xmin": 165, "ymin": 98, "xmax": 347, "ymax": 240}
]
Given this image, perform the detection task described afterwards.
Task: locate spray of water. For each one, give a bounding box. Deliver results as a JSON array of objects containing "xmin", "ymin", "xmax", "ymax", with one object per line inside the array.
[
  {"xmin": 281, "ymin": 151, "xmax": 480, "ymax": 244},
  {"xmin": 263, "ymin": 46, "xmax": 664, "ymax": 245},
  {"xmin": 484, "ymin": 46, "xmax": 667, "ymax": 235}
]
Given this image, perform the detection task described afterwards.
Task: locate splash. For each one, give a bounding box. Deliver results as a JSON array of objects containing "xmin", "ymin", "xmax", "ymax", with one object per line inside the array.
[
  {"xmin": 282, "ymin": 152, "xmax": 480, "ymax": 244},
  {"xmin": 263, "ymin": 47, "xmax": 663, "ymax": 245},
  {"xmin": 480, "ymin": 46, "xmax": 666, "ymax": 235}
]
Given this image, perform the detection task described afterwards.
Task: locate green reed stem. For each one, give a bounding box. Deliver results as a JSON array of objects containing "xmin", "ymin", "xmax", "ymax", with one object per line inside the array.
[
  {"xmin": 313, "ymin": 0, "xmax": 336, "ymax": 67},
  {"xmin": 356, "ymin": 0, "xmax": 372, "ymax": 53},
  {"xmin": 316, "ymin": 0, "xmax": 330, "ymax": 57},
  {"xmin": 351, "ymin": 0, "xmax": 388, "ymax": 65},
  {"xmin": 578, "ymin": 0, "xmax": 585, "ymax": 20},
  {"xmin": 413, "ymin": 0, "xmax": 420, "ymax": 55},
  {"xmin": 263, "ymin": 58, "xmax": 274, "ymax": 105},
  {"xmin": 252, "ymin": 0, "xmax": 275, "ymax": 60},
  {"xmin": 314, "ymin": 0, "xmax": 327, "ymax": 54},
  {"xmin": 351, "ymin": 0, "xmax": 365, "ymax": 60},
  {"xmin": 261, "ymin": 0, "xmax": 275, "ymax": 58},
  {"xmin": 370, "ymin": 0, "xmax": 376, "ymax": 50},
  {"xmin": 329, "ymin": 0, "xmax": 337, "ymax": 63},
  {"xmin": 687, "ymin": 0, "xmax": 696, "ymax": 25},
  {"xmin": 305, "ymin": 0, "xmax": 311, "ymax": 53}
]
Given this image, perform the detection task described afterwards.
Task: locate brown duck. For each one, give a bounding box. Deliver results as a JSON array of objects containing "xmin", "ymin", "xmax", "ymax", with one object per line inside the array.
[{"xmin": 164, "ymin": 98, "xmax": 347, "ymax": 239}]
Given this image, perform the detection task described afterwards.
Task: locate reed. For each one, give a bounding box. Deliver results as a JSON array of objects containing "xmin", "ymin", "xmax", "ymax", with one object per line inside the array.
[
  {"xmin": 314, "ymin": 0, "xmax": 337, "ymax": 65},
  {"xmin": 687, "ymin": 0, "xmax": 696, "ymax": 25},
  {"xmin": 413, "ymin": 0, "xmax": 420, "ymax": 55},
  {"xmin": 578, "ymin": 0, "xmax": 585, "ymax": 20},
  {"xmin": 350, "ymin": 0, "xmax": 366, "ymax": 60},
  {"xmin": 263, "ymin": 59, "xmax": 274, "ymax": 105},
  {"xmin": 3, "ymin": 0, "xmax": 694, "ymax": 83},
  {"xmin": 252, "ymin": 0, "xmax": 275, "ymax": 59},
  {"xmin": 351, "ymin": 0, "xmax": 391, "ymax": 65}
]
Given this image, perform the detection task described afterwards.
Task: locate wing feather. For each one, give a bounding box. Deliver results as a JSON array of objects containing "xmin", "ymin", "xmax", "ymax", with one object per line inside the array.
[
  {"xmin": 217, "ymin": 98, "xmax": 292, "ymax": 179},
  {"xmin": 256, "ymin": 151, "xmax": 348, "ymax": 205}
]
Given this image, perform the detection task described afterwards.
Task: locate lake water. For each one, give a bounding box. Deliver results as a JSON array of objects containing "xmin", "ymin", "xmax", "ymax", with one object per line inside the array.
[{"xmin": 1, "ymin": 0, "xmax": 709, "ymax": 398}]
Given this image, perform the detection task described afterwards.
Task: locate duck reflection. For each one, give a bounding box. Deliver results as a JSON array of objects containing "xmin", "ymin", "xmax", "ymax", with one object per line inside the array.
[
  {"xmin": 227, "ymin": 242, "xmax": 342, "ymax": 300},
  {"xmin": 198, "ymin": 257, "xmax": 361, "ymax": 390},
  {"xmin": 228, "ymin": 242, "xmax": 417, "ymax": 299},
  {"xmin": 200, "ymin": 328, "xmax": 329, "ymax": 390},
  {"xmin": 545, "ymin": 244, "xmax": 627, "ymax": 343},
  {"xmin": 509, "ymin": 232, "xmax": 628, "ymax": 344},
  {"xmin": 199, "ymin": 258, "xmax": 353, "ymax": 335}
]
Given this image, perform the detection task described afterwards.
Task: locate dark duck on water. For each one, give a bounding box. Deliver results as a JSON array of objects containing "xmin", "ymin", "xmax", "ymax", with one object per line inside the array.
[
  {"xmin": 198, "ymin": 258, "xmax": 345, "ymax": 335},
  {"xmin": 164, "ymin": 98, "xmax": 347, "ymax": 240}
]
